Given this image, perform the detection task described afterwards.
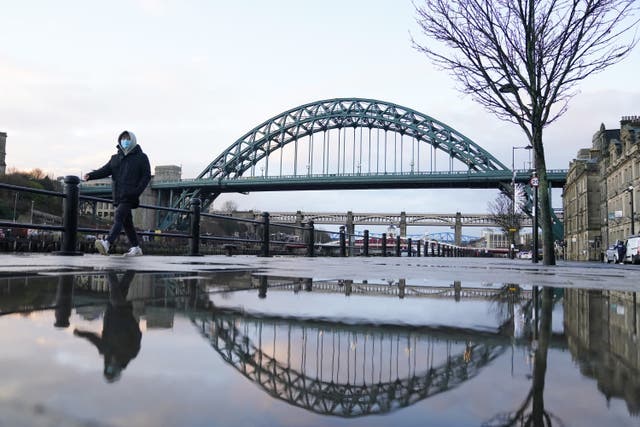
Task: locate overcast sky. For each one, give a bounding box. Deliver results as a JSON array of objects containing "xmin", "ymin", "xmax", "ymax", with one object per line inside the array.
[{"xmin": 2, "ymin": 0, "xmax": 639, "ymax": 224}]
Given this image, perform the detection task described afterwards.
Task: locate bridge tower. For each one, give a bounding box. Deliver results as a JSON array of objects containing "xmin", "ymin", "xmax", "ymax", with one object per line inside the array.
[{"xmin": 454, "ymin": 212, "xmax": 462, "ymax": 246}]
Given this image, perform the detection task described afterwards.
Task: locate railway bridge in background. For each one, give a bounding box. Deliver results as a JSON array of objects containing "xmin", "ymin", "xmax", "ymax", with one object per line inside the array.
[
  {"xmin": 80, "ymin": 98, "xmax": 566, "ymax": 236},
  {"xmin": 266, "ymin": 210, "xmax": 564, "ymax": 243}
]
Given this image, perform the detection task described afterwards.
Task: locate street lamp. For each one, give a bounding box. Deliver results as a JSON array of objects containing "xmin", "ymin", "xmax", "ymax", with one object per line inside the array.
[
  {"xmin": 13, "ymin": 192, "xmax": 18, "ymax": 222},
  {"xmin": 511, "ymin": 145, "xmax": 532, "ymax": 258},
  {"xmin": 625, "ymin": 185, "xmax": 635, "ymax": 235},
  {"xmin": 530, "ymin": 172, "xmax": 540, "ymax": 263}
]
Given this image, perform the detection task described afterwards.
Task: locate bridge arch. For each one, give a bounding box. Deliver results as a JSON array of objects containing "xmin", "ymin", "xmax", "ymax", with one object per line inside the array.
[{"xmin": 198, "ymin": 98, "xmax": 507, "ymax": 182}]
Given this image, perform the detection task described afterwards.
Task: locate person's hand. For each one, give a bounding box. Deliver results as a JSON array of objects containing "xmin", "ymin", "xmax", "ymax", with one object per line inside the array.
[{"xmin": 83, "ymin": 174, "xmax": 90, "ymax": 181}]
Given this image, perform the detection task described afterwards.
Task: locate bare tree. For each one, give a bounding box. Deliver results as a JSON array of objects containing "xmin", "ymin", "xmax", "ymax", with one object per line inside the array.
[
  {"xmin": 412, "ymin": 0, "xmax": 638, "ymax": 265},
  {"xmin": 219, "ymin": 200, "xmax": 238, "ymax": 213},
  {"xmin": 488, "ymin": 193, "xmax": 524, "ymax": 235}
]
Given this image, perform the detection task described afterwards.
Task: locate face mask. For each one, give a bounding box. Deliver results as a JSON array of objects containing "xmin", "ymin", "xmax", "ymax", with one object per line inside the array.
[{"xmin": 121, "ymin": 139, "xmax": 132, "ymax": 150}]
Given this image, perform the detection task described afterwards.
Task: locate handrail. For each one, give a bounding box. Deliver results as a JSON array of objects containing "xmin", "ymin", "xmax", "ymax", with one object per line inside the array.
[{"xmin": 0, "ymin": 182, "xmax": 67, "ymax": 198}]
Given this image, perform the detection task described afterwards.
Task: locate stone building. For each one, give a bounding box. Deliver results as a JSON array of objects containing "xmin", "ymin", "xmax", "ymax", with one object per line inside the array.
[
  {"xmin": 0, "ymin": 132, "xmax": 6, "ymax": 175},
  {"xmin": 600, "ymin": 117, "xmax": 640, "ymax": 244},
  {"xmin": 564, "ymin": 117, "xmax": 640, "ymax": 261},
  {"xmin": 564, "ymin": 149, "xmax": 602, "ymax": 260}
]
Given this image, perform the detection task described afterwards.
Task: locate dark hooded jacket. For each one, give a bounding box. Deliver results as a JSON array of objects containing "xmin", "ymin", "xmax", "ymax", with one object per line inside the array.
[{"xmin": 87, "ymin": 131, "xmax": 151, "ymax": 208}]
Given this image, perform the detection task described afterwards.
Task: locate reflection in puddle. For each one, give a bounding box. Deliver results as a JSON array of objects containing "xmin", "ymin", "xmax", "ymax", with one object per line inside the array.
[{"xmin": 0, "ymin": 272, "xmax": 639, "ymax": 426}]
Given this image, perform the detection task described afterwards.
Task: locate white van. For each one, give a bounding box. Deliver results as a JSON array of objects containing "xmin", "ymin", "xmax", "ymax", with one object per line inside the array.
[{"xmin": 623, "ymin": 235, "xmax": 640, "ymax": 264}]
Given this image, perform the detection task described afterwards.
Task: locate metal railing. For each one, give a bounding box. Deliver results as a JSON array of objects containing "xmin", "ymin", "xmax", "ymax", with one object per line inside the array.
[
  {"xmin": 0, "ymin": 176, "xmax": 319, "ymax": 257},
  {"xmin": 1, "ymin": 176, "xmax": 489, "ymax": 258}
]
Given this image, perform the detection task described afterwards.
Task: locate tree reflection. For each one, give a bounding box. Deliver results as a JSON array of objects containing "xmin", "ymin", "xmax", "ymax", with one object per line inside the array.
[{"xmin": 483, "ymin": 287, "xmax": 564, "ymax": 427}]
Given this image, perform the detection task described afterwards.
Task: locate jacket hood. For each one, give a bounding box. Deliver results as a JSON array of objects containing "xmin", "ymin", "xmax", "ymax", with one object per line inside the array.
[{"xmin": 117, "ymin": 130, "xmax": 138, "ymax": 156}]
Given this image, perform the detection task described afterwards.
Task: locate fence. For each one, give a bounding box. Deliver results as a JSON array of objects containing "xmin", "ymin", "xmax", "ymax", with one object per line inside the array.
[{"xmin": 0, "ymin": 176, "xmax": 484, "ymax": 258}]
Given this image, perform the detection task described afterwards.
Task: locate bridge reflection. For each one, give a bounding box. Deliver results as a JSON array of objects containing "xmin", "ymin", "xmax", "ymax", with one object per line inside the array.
[{"xmin": 194, "ymin": 310, "xmax": 506, "ymax": 417}]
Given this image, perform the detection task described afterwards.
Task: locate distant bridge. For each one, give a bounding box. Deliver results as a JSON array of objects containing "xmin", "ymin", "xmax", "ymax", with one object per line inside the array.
[{"xmin": 264, "ymin": 210, "xmax": 563, "ymax": 244}]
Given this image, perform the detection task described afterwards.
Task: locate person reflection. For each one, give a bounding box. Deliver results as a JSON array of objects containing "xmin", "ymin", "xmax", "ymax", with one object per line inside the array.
[{"xmin": 74, "ymin": 271, "xmax": 141, "ymax": 382}]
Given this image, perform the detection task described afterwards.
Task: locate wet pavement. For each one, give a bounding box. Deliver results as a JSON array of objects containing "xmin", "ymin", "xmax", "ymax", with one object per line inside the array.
[{"xmin": 1, "ymin": 254, "xmax": 640, "ymax": 426}]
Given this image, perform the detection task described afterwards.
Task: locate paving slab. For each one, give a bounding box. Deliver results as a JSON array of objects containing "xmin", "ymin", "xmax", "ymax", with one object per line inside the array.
[{"xmin": 1, "ymin": 253, "xmax": 639, "ymax": 291}]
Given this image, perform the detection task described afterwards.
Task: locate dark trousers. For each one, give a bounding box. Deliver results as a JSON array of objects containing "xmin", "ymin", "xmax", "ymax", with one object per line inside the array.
[{"xmin": 107, "ymin": 203, "xmax": 139, "ymax": 247}]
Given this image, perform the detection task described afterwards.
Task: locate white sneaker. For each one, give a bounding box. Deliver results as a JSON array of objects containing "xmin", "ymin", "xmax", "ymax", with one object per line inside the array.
[
  {"xmin": 123, "ymin": 246, "xmax": 143, "ymax": 257},
  {"xmin": 95, "ymin": 239, "xmax": 110, "ymax": 255}
]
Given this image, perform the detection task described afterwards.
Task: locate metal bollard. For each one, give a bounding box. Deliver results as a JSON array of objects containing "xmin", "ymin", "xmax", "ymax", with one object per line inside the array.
[
  {"xmin": 363, "ymin": 230, "xmax": 369, "ymax": 257},
  {"xmin": 260, "ymin": 212, "xmax": 270, "ymax": 257},
  {"xmin": 416, "ymin": 240, "xmax": 421, "ymax": 257},
  {"xmin": 189, "ymin": 198, "xmax": 202, "ymax": 256},
  {"xmin": 339, "ymin": 226, "xmax": 346, "ymax": 257},
  {"xmin": 306, "ymin": 220, "xmax": 315, "ymax": 257},
  {"xmin": 407, "ymin": 238, "xmax": 412, "ymax": 257},
  {"xmin": 395, "ymin": 236, "xmax": 401, "ymax": 257},
  {"xmin": 382, "ymin": 233, "xmax": 387, "ymax": 257},
  {"xmin": 56, "ymin": 176, "xmax": 83, "ymax": 256}
]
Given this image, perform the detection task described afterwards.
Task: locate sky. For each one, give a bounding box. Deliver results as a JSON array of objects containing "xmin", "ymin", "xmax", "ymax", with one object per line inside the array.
[{"xmin": 1, "ymin": 0, "xmax": 639, "ymax": 227}]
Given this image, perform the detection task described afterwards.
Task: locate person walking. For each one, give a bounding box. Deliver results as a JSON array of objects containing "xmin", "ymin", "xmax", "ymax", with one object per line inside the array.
[{"xmin": 84, "ymin": 130, "xmax": 151, "ymax": 256}]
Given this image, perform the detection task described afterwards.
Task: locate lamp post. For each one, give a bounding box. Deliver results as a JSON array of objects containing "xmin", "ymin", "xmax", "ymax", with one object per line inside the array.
[
  {"xmin": 531, "ymin": 172, "xmax": 540, "ymax": 263},
  {"xmin": 626, "ymin": 185, "xmax": 635, "ymax": 235},
  {"xmin": 13, "ymin": 192, "xmax": 18, "ymax": 222},
  {"xmin": 511, "ymin": 145, "xmax": 532, "ymax": 259}
]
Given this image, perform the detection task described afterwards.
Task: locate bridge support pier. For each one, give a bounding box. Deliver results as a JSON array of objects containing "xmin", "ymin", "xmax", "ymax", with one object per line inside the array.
[
  {"xmin": 346, "ymin": 211, "xmax": 355, "ymax": 237},
  {"xmin": 295, "ymin": 210, "xmax": 304, "ymax": 239},
  {"xmin": 454, "ymin": 212, "xmax": 462, "ymax": 246},
  {"xmin": 400, "ymin": 211, "xmax": 407, "ymax": 237}
]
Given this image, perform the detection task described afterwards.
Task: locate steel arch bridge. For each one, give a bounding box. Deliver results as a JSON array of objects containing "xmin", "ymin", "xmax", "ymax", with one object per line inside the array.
[{"xmin": 155, "ymin": 98, "xmax": 565, "ymax": 222}]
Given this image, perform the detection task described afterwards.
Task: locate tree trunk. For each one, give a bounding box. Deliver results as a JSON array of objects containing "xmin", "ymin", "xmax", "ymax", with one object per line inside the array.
[{"xmin": 532, "ymin": 128, "xmax": 556, "ymax": 266}]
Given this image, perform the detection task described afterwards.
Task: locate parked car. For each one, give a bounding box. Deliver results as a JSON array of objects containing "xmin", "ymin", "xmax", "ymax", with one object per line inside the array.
[
  {"xmin": 517, "ymin": 250, "xmax": 532, "ymax": 259},
  {"xmin": 623, "ymin": 235, "xmax": 640, "ymax": 264},
  {"xmin": 604, "ymin": 245, "xmax": 617, "ymax": 263}
]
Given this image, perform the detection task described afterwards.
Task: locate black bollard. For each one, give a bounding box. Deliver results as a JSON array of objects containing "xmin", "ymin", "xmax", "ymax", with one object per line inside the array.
[
  {"xmin": 306, "ymin": 220, "xmax": 315, "ymax": 257},
  {"xmin": 258, "ymin": 276, "xmax": 268, "ymax": 299},
  {"xmin": 407, "ymin": 238, "xmax": 412, "ymax": 257},
  {"xmin": 382, "ymin": 233, "xmax": 387, "ymax": 257},
  {"xmin": 260, "ymin": 212, "xmax": 271, "ymax": 257},
  {"xmin": 56, "ymin": 176, "xmax": 83, "ymax": 256},
  {"xmin": 339, "ymin": 226, "xmax": 346, "ymax": 257},
  {"xmin": 363, "ymin": 230, "xmax": 369, "ymax": 257},
  {"xmin": 416, "ymin": 240, "xmax": 421, "ymax": 257}
]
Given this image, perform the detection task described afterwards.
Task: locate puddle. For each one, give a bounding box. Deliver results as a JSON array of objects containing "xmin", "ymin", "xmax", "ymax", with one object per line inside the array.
[{"xmin": 0, "ymin": 271, "xmax": 638, "ymax": 426}]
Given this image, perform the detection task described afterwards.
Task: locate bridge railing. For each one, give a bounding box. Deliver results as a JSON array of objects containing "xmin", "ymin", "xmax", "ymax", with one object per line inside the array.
[{"xmin": 1, "ymin": 176, "xmax": 492, "ymax": 258}]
